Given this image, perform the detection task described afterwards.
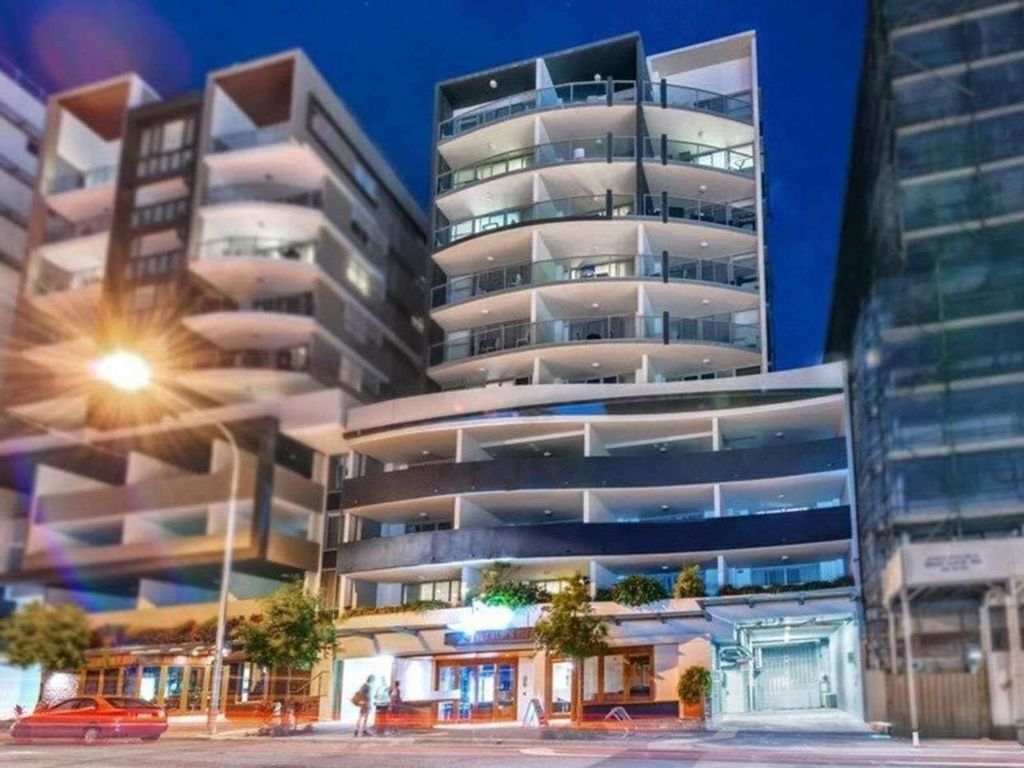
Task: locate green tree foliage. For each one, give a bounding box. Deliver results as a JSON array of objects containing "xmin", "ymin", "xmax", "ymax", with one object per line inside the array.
[
  {"xmin": 231, "ymin": 581, "xmax": 335, "ymax": 672},
  {"xmin": 477, "ymin": 563, "xmax": 551, "ymax": 608},
  {"xmin": 677, "ymin": 665, "xmax": 712, "ymax": 704},
  {"xmin": 0, "ymin": 602, "xmax": 90, "ymax": 674},
  {"xmin": 533, "ymin": 575, "xmax": 608, "ymax": 723},
  {"xmin": 673, "ymin": 564, "xmax": 706, "ymax": 598},
  {"xmin": 608, "ymin": 574, "xmax": 669, "ymax": 606}
]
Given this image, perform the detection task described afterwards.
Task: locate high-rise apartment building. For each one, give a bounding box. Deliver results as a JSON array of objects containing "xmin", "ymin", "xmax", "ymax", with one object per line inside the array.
[
  {"xmin": 328, "ymin": 33, "xmax": 864, "ymax": 726},
  {"xmin": 0, "ymin": 56, "xmax": 44, "ymax": 383},
  {"xmin": 829, "ymin": 0, "xmax": 1024, "ymax": 739},
  {"xmin": 0, "ymin": 50, "xmax": 429, "ymax": 716},
  {"xmin": 0, "ymin": 52, "xmax": 45, "ymax": 721}
]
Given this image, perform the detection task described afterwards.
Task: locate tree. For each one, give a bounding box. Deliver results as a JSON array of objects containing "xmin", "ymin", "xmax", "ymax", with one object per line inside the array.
[
  {"xmin": 0, "ymin": 602, "xmax": 91, "ymax": 703},
  {"xmin": 609, "ymin": 574, "xmax": 669, "ymax": 606},
  {"xmin": 674, "ymin": 564, "xmax": 706, "ymax": 598},
  {"xmin": 532, "ymin": 574, "xmax": 608, "ymax": 723},
  {"xmin": 477, "ymin": 562, "xmax": 552, "ymax": 608},
  {"xmin": 230, "ymin": 581, "xmax": 336, "ymax": 700}
]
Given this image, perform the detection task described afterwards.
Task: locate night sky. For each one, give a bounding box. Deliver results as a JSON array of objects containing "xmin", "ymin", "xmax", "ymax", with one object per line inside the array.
[{"xmin": 0, "ymin": 0, "xmax": 866, "ymax": 370}]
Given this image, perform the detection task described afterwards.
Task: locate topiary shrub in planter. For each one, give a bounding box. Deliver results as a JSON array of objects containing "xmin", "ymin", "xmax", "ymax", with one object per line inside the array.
[
  {"xmin": 609, "ymin": 574, "xmax": 669, "ymax": 606},
  {"xmin": 674, "ymin": 564, "xmax": 706, "ymax": 598},
  {"xmin": 677, "ymin": 665, "xmax": 712, "ymax": 720}
]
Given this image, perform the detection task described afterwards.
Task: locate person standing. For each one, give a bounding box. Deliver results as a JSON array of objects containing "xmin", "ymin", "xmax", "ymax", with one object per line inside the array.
[{"xmin": 352, "ymin": 675, "xmax": 375, "ymax": 736}]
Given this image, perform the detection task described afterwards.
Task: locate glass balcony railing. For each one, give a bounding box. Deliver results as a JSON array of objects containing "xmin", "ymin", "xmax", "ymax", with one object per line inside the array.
[
  {"xmin": 204, "ymin": 183, "xmax": 323, "ymax": 209},
  {"xmin": 435, "ymin": 194, "xmax": 636, "ymax": 248},
  {"xmin": 641, "ymin": 138, "xmax": 755, "ymax": 177},
  {"xmin": 429, "ymin": 312, "xmax": 759, "ymax": 365},
  {"xmin": 643, "ymin": 194, "xmax": 757, "ymax": 231},
  {"xmin": 435, "ymin": 193, "xmax": 756, "ymax": 248},
  {"xmin": 210, "ymin": 122, "xmax": 291, "ymax": 153},
  {"xmin": 31, "ymin": 264, "xmax": 105, "ymax": 296},
  {"xmin": 45, "ymin": 164, "xmax": 118, "ymax": 194},
  {"xmin": 195, "ymin": 291, "xmax": 315, "ymax": 317},
  {"xmin": 432, "ymin": 252, "xmax": 758, "ymax": 307},
  {"xmin": 643, "ymin": 83, "xmax": 754, "ymax": 123},
  {"xmin": 44, "ymin": 211, "xmax": 113, "ymax": 243},
  {"xmin": 197, "ymin": 237, "xmax": 317, "ymax": 264},
  {"xmin": 195, "ymin": 345, "xmax": 311, "ymax": 373},
  {"xmin": 439, "ymin": 80, "xmax": 638, "ymax": 141},
  {"xmin": 437, "ymin": 136, "xmax": 637, "ymax": 194}
]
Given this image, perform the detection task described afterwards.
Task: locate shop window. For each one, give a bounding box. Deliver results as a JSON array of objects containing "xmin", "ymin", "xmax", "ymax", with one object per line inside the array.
[
  {"xmin": 101, "ymin": 668, "xmax": 119, "ymax": 696},
  {"xmin": 83, "ymin": 669, "xmax": 100, "ymax": 695},
  {"xmin": 579, "ymin": 647, "xmax": 654, "ymax": 704}
]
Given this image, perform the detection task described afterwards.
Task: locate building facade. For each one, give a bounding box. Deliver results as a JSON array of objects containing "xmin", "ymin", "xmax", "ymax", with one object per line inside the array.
[
  {"xmin": 828, "ymin": 0, "xmax": 1024, "ymax": 739},
  {"xmin": 0, "ymin": 50, "xmax": 430, "ymax": 717},
  {"xmin": 328, "ymin": 33, "xmax": 864, "ymax": 726}
]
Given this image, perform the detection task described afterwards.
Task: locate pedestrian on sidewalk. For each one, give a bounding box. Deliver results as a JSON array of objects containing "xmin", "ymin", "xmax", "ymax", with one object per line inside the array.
[{"xmin": 352, "ymin": 675, "xmax": 375, "ymax": 737}]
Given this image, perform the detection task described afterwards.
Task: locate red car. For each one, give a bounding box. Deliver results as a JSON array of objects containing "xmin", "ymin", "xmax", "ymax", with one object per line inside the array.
[{"xmin": 11, "ymin": 695, "xmax": 168, "ymax": 743}]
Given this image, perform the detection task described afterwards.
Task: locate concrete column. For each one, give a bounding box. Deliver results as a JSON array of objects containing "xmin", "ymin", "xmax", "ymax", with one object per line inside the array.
[
  {"xmin": 455, "ymin": 497, "xmax": 500, "ymax": 529},
  {"xmin": 584, "ymin": 424, "xmax": 608, "ymax": 457},
  {"xmin": 461, "ymin": 565, "xmax": 483, "ymax": 603},
  {"xmin": 583, "ymin": 490, "xmax": 613, "ymax": 523},
  {"xmin": 456, "ymin": 429, "xmax": 488, "ymax": 462},
  {"xmin": 713, "ymin": 484, "xmax": 722, "ymax": 518},
  {"xmin": 1006, "ymin": 579, "xmax": 1023, "ymax": 731},
  {"xmin": 716, "ymin": 555, "xmax": 727, "ymax": 594},
  {"xmin": 711, "ymin": 417, "xmax": 721, "ymax": 451},
  {"xmin": 589, "ymin": 561, "xmax": 615, "ymax": 598}
]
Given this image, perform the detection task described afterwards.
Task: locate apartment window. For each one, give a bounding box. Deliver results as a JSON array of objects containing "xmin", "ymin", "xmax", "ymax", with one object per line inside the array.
[
  {"xmin": 402, "ymin": 579, "xmax": 461, "ymax": 604},
  {"xmin": 353, "ymin": 162, "xmax": 378, "ymax": 202},
  {"xmin": 137, "ymin": 117, "xmax": 196, "ymax": 179},
  {"xmin": 579, "ymin": 647, "xmax": 654, "ymax": 704},
  {"xmin": 324, "ymin": 514, "xmax": 341, "ymax": 549}
]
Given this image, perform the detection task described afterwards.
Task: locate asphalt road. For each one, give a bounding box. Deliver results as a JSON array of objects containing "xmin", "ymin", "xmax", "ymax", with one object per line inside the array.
[{"xmin": 2, "ymin": 732, "xmax": 1024, "ymax": 768}]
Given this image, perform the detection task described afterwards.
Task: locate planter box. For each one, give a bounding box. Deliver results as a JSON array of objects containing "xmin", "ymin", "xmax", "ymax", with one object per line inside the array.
[{"xmin": 679, "ymin": 700, "xmax": 704, "ymax": 720}]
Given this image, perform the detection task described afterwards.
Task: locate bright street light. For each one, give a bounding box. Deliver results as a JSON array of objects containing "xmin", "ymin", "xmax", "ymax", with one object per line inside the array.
[
  {"xmin": 92, "ymin": 350, "xmax": 152, "ymax": 392},
  {"xmin": 91, "ymin": 349, "xmax": 239, "ymax": 736}
]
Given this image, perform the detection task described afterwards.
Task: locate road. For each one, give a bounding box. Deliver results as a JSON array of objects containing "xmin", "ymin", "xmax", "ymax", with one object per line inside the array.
[{"xmin": 2, "ymin": 731, "xmax": 1024, "ymax": 768}]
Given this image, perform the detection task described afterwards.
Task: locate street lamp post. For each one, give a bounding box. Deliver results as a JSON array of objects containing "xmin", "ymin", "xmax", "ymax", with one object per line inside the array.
[{"xmin": 93, "ymin": 350, "xmax": 240, "ymax": 736}]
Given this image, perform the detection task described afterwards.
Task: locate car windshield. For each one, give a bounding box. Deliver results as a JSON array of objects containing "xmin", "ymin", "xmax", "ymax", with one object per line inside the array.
[{"xmin": 105, "ymin": 697, "xmax": 156, "ymax": 709}]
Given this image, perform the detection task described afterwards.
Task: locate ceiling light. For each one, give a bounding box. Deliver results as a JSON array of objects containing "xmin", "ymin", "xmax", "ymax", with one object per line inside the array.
[
  {"xmin": 777, "ymin": 493, "xmax": 785, "ymax": 499},
  {"xmin": 660, "ymin": 504, "xmax": 669, "ymax": 510},
  {"xmin": 702, "ymin": 358, "xmax": 711, "ymax": 366},
  {"xmin": 594, "ymin": 73, "xmax": 602, "ymax": 81},
  {"xmin": 486, "ymin": 255, "xmax": 495, "ymax": 262},
  {"xmin": 489, "ymin": 79, "xmax": 498, "ymax": 89},
  {"xmin": 477, "ymin": 366, "xmax": 487, "ymax": 372},
  {"xmin": 698, "ymin": 184, "xmax": 707, "ymax": 194},
  {"xmin": 591, "ymin": 362, "xmax": 601, "ymax": 368},
  {"xmin": 701, "ymin": 298, "xmax": 710, "ymax": 305},
  {"xmin": 542, "ymin": 451, "xmax": 551, "ymax": 457},
  {"xmin": 658, "ymin": 445, "xmax": 667, "ymax": 453},
  {"xmin": 781, "ymin": 555, "xmax": 789, "ymax": 561},
  {"xmin": 591, "ymin": 302, "xmax": 600, "ymax": 309},
  {"xmin": 421, "ymin": 450, "xmax": 431, "ymax": 456},
  {"xmin": 699, "ymin": 241, "xmax": 708, "ymax": 248},
  {"xmin": 543, "ymin": 509, "xmax": 552, "ymax": 516},
  {"xmin": 661, "ymin": 565, "xmax": 670, "ymax": 570},
  {"xmin": 775, "ymin": 431, "xmax": 784, "ymax": 438},
  {"xmin": 481, "ymin": 308, "xmax": 490, "ymax": 315}
]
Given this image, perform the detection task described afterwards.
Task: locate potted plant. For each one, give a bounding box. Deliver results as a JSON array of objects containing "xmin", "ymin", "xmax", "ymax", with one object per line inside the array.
[{"xmin": 677, "ymin": 665, "xmax": 711, "ymax": 720}]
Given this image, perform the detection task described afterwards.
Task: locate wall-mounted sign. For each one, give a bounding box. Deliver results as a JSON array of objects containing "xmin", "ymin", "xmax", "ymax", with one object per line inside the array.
[
  {"xmin": 884, "ymin": 539, "xmax": 1024, "ymax": 601},
  {"xmin": 443, "ymin": 627, "xmax": 534, "ymax": 647}
]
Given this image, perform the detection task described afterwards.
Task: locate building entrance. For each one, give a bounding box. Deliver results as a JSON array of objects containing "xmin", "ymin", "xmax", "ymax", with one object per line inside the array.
[
  {"xmin": 436, "ymin": 659, "xmax": 518, "ymax": 722},
  {"xmin": 754, "ymin": 642, "xmax": 823, "ymax": 711}
]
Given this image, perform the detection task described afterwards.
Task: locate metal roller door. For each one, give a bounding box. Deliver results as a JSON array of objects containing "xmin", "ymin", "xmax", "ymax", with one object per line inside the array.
[{"xmin": 754, "ymin": 643, "xmax": 822, "ymax": 711}]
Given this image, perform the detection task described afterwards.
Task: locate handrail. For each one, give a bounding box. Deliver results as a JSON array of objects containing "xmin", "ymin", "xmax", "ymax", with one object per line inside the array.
[
  {"xmin": 46, "ymin": 164, "xmax": 118, "ymax": 194},
  {"xmin": 439, "ymin": 79, "xmax": 637, "ymax": 141},
  {"xmin": 429, "ymin": 312, "xmax": 759, "ymax": 365},
  {"xmin": 432, "ymin": 252, "xmax": 758, "ymax": 308},
  {"xmin": 438, "ymin": 136, "xmax": 754, "ymax": 195},
  {"xmin": 435, "ymin": 194, "xmax": 636, "ymax": 248},
  {"xmin": 205, "ymin": 183, "xmax": 323, "ymax": 209},
  {"xmin": 643, "ymin": 83, "xmax": 753, "ymax": 123},
  {"xmin": 211, "ymin": 123, "xmax": 291, "ymax": 153},
  {"xmin": 197, "ymin": 237, "xmax": 317, "ymax": 263}
]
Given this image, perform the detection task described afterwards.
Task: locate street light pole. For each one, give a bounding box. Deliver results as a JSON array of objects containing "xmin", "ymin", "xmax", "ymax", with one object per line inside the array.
[
  {"xmin": 91, "ymin": 353, "xmax": 242, "ymax": 737},
  {"xmin": 156, "ymin": 386, "xmax": 240, "ymax": 737}
]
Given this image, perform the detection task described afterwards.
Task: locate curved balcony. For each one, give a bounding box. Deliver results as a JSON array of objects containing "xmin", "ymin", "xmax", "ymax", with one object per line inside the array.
[
  {"xmin": 336, "ymin": 507, "xmax": 851, "ymax": 575},
  {"xmin": 642, "ymin": 83, "xmax": 753, "ymax": 124},
  {"xmin": 428, "ymin": 312, "xmax": 759, "ymax": 367},
  {"xmin": 210, "ymin": 122, "xmax": 291, "ymax": 153},
  {"xmin": 439, "ymin": 80, "xmax": 637, "ymax": 142},
  {"xmin": 45, "ymin": 164, "xmax": 118, "ymax": 195},
  {"xmin": 204, "ymin": 183, "xmax": 323, "ymax": 210},
  {"xmin": 437, "ymin": 137, "xmax": 753, "ymax": 197},
  {"xmin": 193, "ymin": 345, "xmax": 311, "ymax": 373},
  {"xmin": 184, "ymin": 293, "xmax": 317, "ymax": 352},
  {"xmin": 191, "ymin": 237, "xmax": 318, "ymax": 298},
  {"xmin": 437, "ymin": 136, "xmax": 637, "ymax": 195},
  {"xmin": 196, "ymin": 237, "xmax": 317, "ymax": 264},
  {"xmin": 432, "ymin": 253, "xmax": 758, "ymax": 309},
  {"xmin": 435, "ymin": 194, "xmax": 756, "ymax": 250},
  {"xmin": 342, "ymin": 437, "xmax": 847, "ymax": 509}
]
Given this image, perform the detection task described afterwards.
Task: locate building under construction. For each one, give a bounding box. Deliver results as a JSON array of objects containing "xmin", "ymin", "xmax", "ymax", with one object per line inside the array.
[{"xmin": 829, "ymin": 0, "xmax": 1024, "ymax": 739}]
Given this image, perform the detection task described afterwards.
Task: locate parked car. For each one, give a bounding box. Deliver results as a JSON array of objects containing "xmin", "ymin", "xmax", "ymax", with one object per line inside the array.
[{"xmin": 10, "ymin": 695, "xmax": 168, "ymax": 743}]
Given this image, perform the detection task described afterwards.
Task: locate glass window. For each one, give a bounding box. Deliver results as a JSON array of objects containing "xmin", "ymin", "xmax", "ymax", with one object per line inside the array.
[
  {"xmin": 101, "ymin": 668, "xmax": 119, "ymax": 696},
  {"xmin": 83, "ymin": 670, "xmax": 100, "ymax": 695},
  {"xmin": 603, "ymin": 655, "xmax": 625, "ymax": 696}
]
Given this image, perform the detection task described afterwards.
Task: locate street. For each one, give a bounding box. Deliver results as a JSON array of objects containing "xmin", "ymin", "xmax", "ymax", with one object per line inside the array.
[{"xmin": 2, "ymin": 729, "xmax": 1023, "ymax": 768}]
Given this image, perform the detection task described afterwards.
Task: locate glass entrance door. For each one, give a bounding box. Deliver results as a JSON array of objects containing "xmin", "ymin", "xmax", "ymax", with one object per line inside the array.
[
  {"xmin": 437, "ymin": 659, "xmax": 518, "ymax": 722},
  {"xmin": 549, "ymin": 660, "xmax": 574, "ymax": 718},
  {"xmin": 185, "ymin": 668, "xmax": 205, "ymax": 712}
]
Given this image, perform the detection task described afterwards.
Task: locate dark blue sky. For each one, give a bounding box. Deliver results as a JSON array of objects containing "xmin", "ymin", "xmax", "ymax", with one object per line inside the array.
[{"xmin": 0, "ymin": 0, "xmax": 865, "ymax": 370}]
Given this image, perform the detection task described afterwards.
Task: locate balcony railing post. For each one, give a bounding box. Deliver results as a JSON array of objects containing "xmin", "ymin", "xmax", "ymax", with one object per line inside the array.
[
  {"xmin": 661, "ymin": 250, "xmax": 669, "ymax": 284},
  {"xmin": 606, "ymin": 132, "xmax": 613, "ymax": 164},
  {"xmin": 660, "ymin": 78, "xmax": 667, "ymax": 109},
  {"xmin": 606, "ymin": 78, "xmax": 613, "ymax": 107},
  {"xmin": 661, "ymin": 191, "xmax": 668, "ymax": 224},
  {"xmin": 661, "ymin": 134, "xmax": 668, "ymax": 166},
  {"xmin": 662, "ymin": 311, "xmax": 670, "ymax": 344},
  {"xmin": 605, "ymin": 190, "xmax": 613, "ymax": 218}
]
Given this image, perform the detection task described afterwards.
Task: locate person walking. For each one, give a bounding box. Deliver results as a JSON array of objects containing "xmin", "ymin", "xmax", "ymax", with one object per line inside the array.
[{"xmin": 352, "ymin": 675, "xmax": 375, "ymax": 736}]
